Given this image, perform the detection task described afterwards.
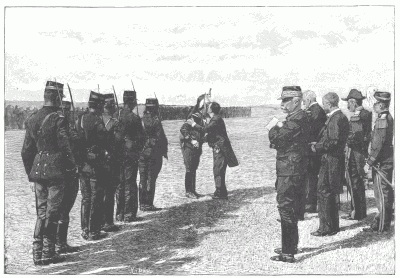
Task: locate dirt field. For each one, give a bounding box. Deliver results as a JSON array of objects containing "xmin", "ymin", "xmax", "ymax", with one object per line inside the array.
[{"xmin": 4, "ymin": 112, "xmax": 395, "ymax": 274}]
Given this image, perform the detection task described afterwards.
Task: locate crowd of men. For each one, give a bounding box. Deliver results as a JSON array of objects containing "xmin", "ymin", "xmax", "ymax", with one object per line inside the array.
[
  {"xmin": 267, "ymin": 86, "xmax": 393, "ymax": 263},
  {"xmin": 20, "ymin": 81, "xmax": 238, "ymax": 266}
]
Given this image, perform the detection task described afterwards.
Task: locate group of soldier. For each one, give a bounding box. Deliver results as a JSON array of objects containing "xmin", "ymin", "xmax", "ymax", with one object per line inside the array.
[
  {"xmin": 21, "ymin": 81, "xmax": 240, "ymax": 266},
  {"xmin": 267, "ymin": 86, "xmax": 393, "ymax": 263}
]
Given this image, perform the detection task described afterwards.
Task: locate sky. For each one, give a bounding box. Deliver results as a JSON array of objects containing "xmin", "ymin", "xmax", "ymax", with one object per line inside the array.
[{"xmin": 4, "ymin": 5, "xmax": 394, "ymax": 106}]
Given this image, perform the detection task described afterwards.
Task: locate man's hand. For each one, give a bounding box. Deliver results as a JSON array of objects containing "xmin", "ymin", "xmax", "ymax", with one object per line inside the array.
[
  {"xmin": 277, "ymin": 121, "xmax": 283, "ymax": 128},
  {"xmin": 364, "ymin": 163, "xmax": 370, "ymax": 175},
  {"xmin": 30, "ymin": 183, "xmax": 35, "ymax": 192},
  {"xmin": 186, "ymin": 119, "xmax": 194, "ymax": 126},
  {"xmin": 191, "ymin": 140, "xmax": 199, "ymax": 148},
  {"xmin": 310, "ymin": 142, "xmax": 317, "ymax": 153}
]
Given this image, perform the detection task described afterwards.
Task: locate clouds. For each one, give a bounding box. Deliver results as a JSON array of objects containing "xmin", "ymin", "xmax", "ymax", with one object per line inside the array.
[{"xmin": 4, "ymin": 6, "xmax": 394, "ymax": 105}]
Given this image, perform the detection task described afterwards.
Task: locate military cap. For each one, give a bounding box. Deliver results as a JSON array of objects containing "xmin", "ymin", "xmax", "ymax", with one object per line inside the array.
[
  {"xmin": 103, "ymin": 93, "xmax": 115, "ymax": 108},
  {"xmin": 88, "ymin": 91, "xmax": 104, "ymax": 108},
  {"xmin": 44, "ymin": 80, "xmax": 65, "ymax": 98},
  {"xmin": 123, "ymin": 90, "xmax": 137, "ymax": 103},
  {"xmin": 145, "ymin": 98, "xmax": 159, "ymax": 107},
  {"xmin": 62, "ymin": 100, "xmax": 72, "ymax": 110},
  {"xmin": 341, "ymin": 89, "xmax": 366, "ymax": 101},
  {"xmin": 278, "ymin": 86, "xmax": 302, "ymax": 100},
  {"xmin": 374, "ymin": 91, "xmax": 391, "ymax": 102}
]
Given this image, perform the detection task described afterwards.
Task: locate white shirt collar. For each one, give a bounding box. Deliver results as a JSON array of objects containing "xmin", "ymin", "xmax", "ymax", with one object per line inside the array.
[
  {"xmin": 309, "ymin": 102, "xmax": 318, "ymax": 107},
  {"xmin": 327, "ymin": 108, "xmax": 341, "ymax": 117}
]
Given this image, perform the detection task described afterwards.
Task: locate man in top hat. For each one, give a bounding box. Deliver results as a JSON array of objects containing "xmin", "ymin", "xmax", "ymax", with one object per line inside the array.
[
  {"xmin": 100, "ymin": 93, "xmax": 121, "ymax": 231},
  {"xmin": 180, "ymin": 112, "xmax": 206, "ymax": 198},
  {"xmin": 363, "ymin": 91, "xmax": 393, "ymax": 233},
  {"xmin": 55, "ymin": 101, "xmax": 81, "ymax": 254},
  {"xmin": 341, "ymin": 89, "xmax": 372, "ymax": 221},
  {"xmin": 267, "ymin": 86, "xmax": 310, "ymax": 263},
  {"xmin": 139, "ymin": 98, "xmax": 168, "ymax": 211},
  {"xmin": 302, "ymin": 90, "xmax": 327, "ymax": 214},
  {"xmin": 21, "ymin": 81, "xmax": 76, "ymax": 265},
  {"xmin": 115, "ymin": 90, "xmax": 145, "ymax": 221},
  {"xmin": 77, "ymin": 91, "xmax": 109, "ymax": 240},
  {"xmin": 310, "ymin": 92, "xmax": 349, "ymax": 237}
]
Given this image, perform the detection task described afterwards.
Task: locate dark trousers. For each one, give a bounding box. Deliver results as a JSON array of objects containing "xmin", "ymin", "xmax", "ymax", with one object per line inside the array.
[
  {"xmin": 305, "ymin": 155, "xmax": 321, "ymax": 211},
  {"xmin": 34, "ymin": 180, "xmax": 65, "ymax": 258},
  {"xmin": 372, "ymin": 162, "xmax": 393, "ymax": 232},
  {"xmin": 276, "ymin": 176, "xmax": 302, "ymax": 255},
  {"xmin": 80, "ymin": 173, "xmax": 105, "ymax": 234},
  {"xmin": 182, "ymin": 146, "xmax": 201, "ymax": 193},
  {"xmin": 103, "ymin": 169, "xmax": 119, "ymax": 225},
  {"xmin": 139, "ymin": 155, "xmax": 163, "ymax": 206},
  {"xmin": 317, "ymin": 155, "xmax": 340, "ymax": 234},
  {"xmin": 213, "ymin": 149, "xmax": 228, "ymax": 197},
  {"xmin": 116, "ymin": 157, "xmax": 139, "ymax": 219},
  {"xmin": 347, "ymin": 151, "xmax": 367, "ymax": 220}
]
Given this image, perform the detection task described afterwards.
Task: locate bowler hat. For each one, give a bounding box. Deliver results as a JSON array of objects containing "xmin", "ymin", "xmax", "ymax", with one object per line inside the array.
[
  {"xmin": 341, "ymin": 89, "xmax": 365, "ymax": 101},
  {"xmin": 374, "ymin": 91, "xmax": 391, "ymax": 102},
  {"xmin": 278, "ymin": 86, "xmax": 302, "ymax": 100}
]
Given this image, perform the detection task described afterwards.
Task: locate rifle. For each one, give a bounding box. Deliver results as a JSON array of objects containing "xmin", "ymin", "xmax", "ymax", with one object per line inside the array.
[
  {"xmin": 54, "ymin": 78, "xmax": 64, "ymax": 115},
  {"xmin": 112, "ymin": 85, "xmax": 120, "ymax": 117},
  {"xmin": 131, "ymin": 80, "xmax": 139, "ymax": 116},
  {"xmin": 67, "ymin": 83, "xmax": 77, "ymax": 129}
]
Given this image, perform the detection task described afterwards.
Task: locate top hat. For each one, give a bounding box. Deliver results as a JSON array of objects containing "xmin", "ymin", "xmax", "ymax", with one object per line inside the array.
[
  {"xmin": 341, "ymin": 89, "xmax": 366, "ymax": 101},
  {"xmin": 123, "ymin": 90, "xmax": 137, "ymax": 103},
  {"xmin": 374, "ymin": 91, "xmax": 391, "ymax": 102},
  {"xmin": 145, "ymin": 98, "xmax": 159, "ymax": 107},
  {"xmin": 278, "ymin": 86, "xmax": 302, "ymax": 100}
]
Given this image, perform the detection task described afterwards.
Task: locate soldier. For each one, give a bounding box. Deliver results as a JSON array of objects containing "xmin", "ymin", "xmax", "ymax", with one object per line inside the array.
[
  {"xmin": 139, "ymin": 98, "xmax": 168, "ymax": 211},
  {"xmin": 78, "ymin": 91, "xmax": 109, "ymax": 240},
  {"xmin": 310, "ymin": 92, "xmax": 349, "ymax": 237},
  {"xmin": 267, "ymin": 86, "xmax": 309, "ymax": 263},
  {"xmin": 341, "ymin": 89, "xmax": 372, "ymax": 221},
  {"xmin": 187, "ymin": 102, "xmax": 238, "ymax": 200},
  {"xmin": 101, "ymin": 94, "xmax": 121, "ymax": 231},
  {"xmin": 55, "ymin": 101, "xmax": 81, "ymax": 254},
  {"xmin": 303, "ymin": 90, "xmax": 327, "ymax": 214},
  {"xmin": 21, "ymin": 81, "xmax": 76, "ymax": 265},
  {"xmin": 116, "ymin": 91, "xmax": 145, "ymax": 220},
  {"xmin": 180, "ymin": 112, "xmax": 205, "ymax": 199},
  {"xmin": 363, "ymin": 91, "xmax": 393, "ymax": 233}
]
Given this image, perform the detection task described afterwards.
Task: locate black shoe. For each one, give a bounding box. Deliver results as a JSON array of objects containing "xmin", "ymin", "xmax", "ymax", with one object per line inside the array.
[
  {"xmin": 274, "ymin": 248, "xmax": 299, "ymax": 255},
  {"xmin": 186, "ymin": 192, "xmax": 199, "ymax": 199},
  {"xmin": 142, "ymin": 205, "xmax": 162, "ymax": 212},
  {"xmin": 33, "ymin": 258, "xmax": 43, "ymax": 266},
  {"xmin": 56, "ymin": 243, "xmax": 81, "ymax": 254},
  {"xmin": 362, "ymin": 227, "xmax": 378, "ymax": 233},
  {"xmin": 102, "ymin": 224, "xmax": 121, "ymax": 232},
  {"xmin": 311, "ymin": 230, "xmax": 338, "ymax": 237},
  {"xmin": 88, "ymin": 232, "xmax": 108, "ymax": 241},
  {"xmin": 212, "ymin": 195, "xmax": 228, "ymax": 200},
  {"xmin": 124, "ymin": 216, "xmax": 145, "ymax": 222},
  {"xmin": 41, "ymin": 254, "xmax": 65, "ymax": 265},
  {"xmin": 193, "ymin": 192, "xmax": 205, "ymax": 198},
  {"xmin": 270, "ymin": 254, "xmax": 295, "ymax": 263},
  {"xmin": 116, "ymin": 215, "xmax": 124, "ymax": 222}
]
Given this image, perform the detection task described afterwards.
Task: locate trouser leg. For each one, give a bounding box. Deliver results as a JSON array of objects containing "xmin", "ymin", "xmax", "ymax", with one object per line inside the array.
[
  {"xmin": 115, "ymin": 166, "xmax": 125, "ymax": 220},
  {"xmin": 123, "ymin": 159, "xmax": 139, "ymax": 218},
  {"xmin": 213, "ymin": 150, "xmax": 228, "ymax": 197},
  {"xmin": 80, "ymin": 176, "xmax": 91, "ymax": 233},
  {"xmin": 89, "ymin": 177, "xmax": 104, "ymax": 234},
  {"xmin": 348, "ymin": 152, "xmax": 367, "ymax": 219},
  {"xmin": 139, "ymin": 156, "xmax": 148, "ymax": 207},
  {"xmin": 147, "ymin": 156, "xmax": 162, "ymax": 206},
  {"xmin": 58, "ymin": 176, "xmax": 79, "ymax": 245},
  {"xmin": 185, "ymin": 172, "xmax": 193, "ymax": 193},
  {"xmin": 305, "ymin": 156, "xmax": 319, "ymax": 211},
  {"xmin": 295, "ymin": 175, "xmax": 306, "ymax": 220},
  {"xmin": 33, "ymin": 182, "xmax": 47, "ymax": 264}
]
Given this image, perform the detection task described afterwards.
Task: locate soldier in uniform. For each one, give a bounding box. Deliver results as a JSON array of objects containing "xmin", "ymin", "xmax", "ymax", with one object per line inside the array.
[
  {"xmin": 180, "ymin": 112, "xmax": 205, "ymax": 199},
  {"xmin": 363, "ymin": 91, "xmax": 393, "ymax": 233},
  {"xmin": 116, "ymin": 90, "xmax": 145, "ymax": 220},
  {"xmin": 267, "ymin": 86, "xmax": 309, "ymax": 263},
  {"xmin": 139, "ymin": 98, "xmax": 168, "ymax": 211},
  {"xmin": 101, "ymin": 93, "xmax": 121, "ymax": 231},
  {"xmin": 310, "ymin": 92, "xmax": 349, "ymax": 236},
  {"xmin": 341, "ymin": 89, "xmax": 372, "ymax": 221},
  {"xmin": 187, "ymin": 102, "xmax": 239, "ymax": 200},
  {"xmin": 55, "ymin": 101, "xmax": 81, "ymax": 254},
  {"xmin": 21, "ymin": 81, "xmax": 76, "ymax": 265},
  {"xmin": 78, "ymin": 91, "xmax": 109, "ymax": 240},
  {"xmin": 303, "ymin": 90, "xmax": 327, "ymax": 213}
]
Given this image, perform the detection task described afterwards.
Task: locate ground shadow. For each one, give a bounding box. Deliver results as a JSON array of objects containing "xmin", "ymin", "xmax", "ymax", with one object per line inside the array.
[{"xmin": 34, "ymin": 186, "xmax": 274, "ymax": 274}]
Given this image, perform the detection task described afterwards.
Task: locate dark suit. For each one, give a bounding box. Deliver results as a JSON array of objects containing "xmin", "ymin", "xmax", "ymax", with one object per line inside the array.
[
  {"xmin": 305, "ymin": 103, "xmax": 327, "ymax": 212},
  {"xmin": 192, "ymin": 114, "xmax": 238, "ymax": 198},
  {"xmin": 269, "ymin": 109, "xmax": 310, "ymax": 255},
  {"xmin": 314, "ymin": 109, "xmax": 349, "ymax": 234}
]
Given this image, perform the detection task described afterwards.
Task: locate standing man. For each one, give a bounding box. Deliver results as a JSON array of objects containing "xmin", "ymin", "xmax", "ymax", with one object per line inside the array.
[
  {"xmin": 303, "ymin": 90, "xmax": 327, "ymax": 213},
  {"xmin": 116, "ymin": 90, "xmax": 145, "ymax": 221},
  {"xmin": 180, "ymin": 112, "xmax": 205, "ymax": 198},
  {"xmin": 188, "ymin": 102, "xmax": 239, "ymax": 200},
  {"xmin": 56, "ymin": 101, "xmax": 81, "ymax": 254},
  {"xmin": 21, "ymin": 81, "xmax": 76, "ymax": 265},
  {"xmin": 341, "ymin": 89, "xmax": 372, "ymax": 220},
  {"xmin": 310, "ymin": 92, "xmax": 349, "ymax": 237},
  {"xmin": 267, "ymin": 86, "xmax": 309, "ymax": 263},
  {"xmin": 101, "ymin": 94, "xmax": 121, "ymax": 231},
  {"xmin": 363, "ymin": 91, "xmax": 393, "ymax": 233},
  {"xmin": 139, "ymin": 98, "xmax": 168, "ymax": 211},
  {"xmin": 78, "ymin": 91, "xmax": 109, "ymax": 240}
]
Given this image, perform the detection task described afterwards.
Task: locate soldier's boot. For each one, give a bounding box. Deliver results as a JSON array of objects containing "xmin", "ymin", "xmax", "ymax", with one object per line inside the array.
[
  {"xmin": 42, "ymin": 223, "xmax": 65, "ymax": 265},
  {"xmin": 32, "ymin": 218, "xmax": 45, "ymax": 265},
  {"xmin": 139, "ymin": 182, "xmax": 146, "ymax": 211},
  {"xmin": 56, "ymin": 223, "xmax": 80, "ymax": 254}
]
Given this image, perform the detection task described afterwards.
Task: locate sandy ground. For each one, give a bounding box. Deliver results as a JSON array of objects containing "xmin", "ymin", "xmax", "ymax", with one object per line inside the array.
[{"xmin": 4, "ymin": 112, "xmax": 394, "ymax": 274}]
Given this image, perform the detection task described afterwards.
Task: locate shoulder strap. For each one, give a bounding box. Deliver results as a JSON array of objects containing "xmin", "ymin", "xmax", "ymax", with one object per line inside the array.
[{"xmin": 40, "ymin": 112, "xmax": 57, "ymax": 131}]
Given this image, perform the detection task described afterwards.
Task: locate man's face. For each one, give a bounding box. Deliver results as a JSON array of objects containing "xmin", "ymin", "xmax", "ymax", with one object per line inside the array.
[
  {"xmin": 322, "ymin": 98, "xmax": 331, "ymax": 113},
  {"xmin": 303, "ymin": 98, "xmax": 311, "ymax": 109},
  {"xmin": 373, "ymin": 102, "xmax": 383, "ymax": 114},
  {"xmin": 347, "ymin": 99, "xmax": 356, "ymax": 113},
  {"xmin": 280, "ymin": 97, "xmax": 295, "ymax": 114}
]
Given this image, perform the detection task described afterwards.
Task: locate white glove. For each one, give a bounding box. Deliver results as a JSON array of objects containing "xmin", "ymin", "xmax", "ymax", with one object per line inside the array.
[
  {"xmin": 191, "ymin": 140, "xmax": 199, "ymax": 148},
  {"xmin": 266, "ymin": 117, "xmax": 281, "ymax": 130},
  {"xmin": 364, "ymin": 163, "xmax": 370, "ymax": 175}
]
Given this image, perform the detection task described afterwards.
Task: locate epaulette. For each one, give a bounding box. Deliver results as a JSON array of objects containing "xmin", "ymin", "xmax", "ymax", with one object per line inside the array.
[{"xmin": 375, "ymin": 117, "xmax": 388, "ymax": 129}]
